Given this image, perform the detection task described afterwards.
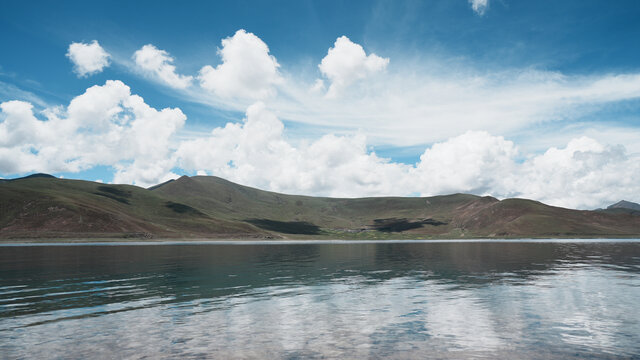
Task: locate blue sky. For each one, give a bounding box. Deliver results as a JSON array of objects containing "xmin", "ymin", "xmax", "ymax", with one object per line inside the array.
[{"xmin": 1, "ymin": 0, "xmax": 640, "ymax": 208}]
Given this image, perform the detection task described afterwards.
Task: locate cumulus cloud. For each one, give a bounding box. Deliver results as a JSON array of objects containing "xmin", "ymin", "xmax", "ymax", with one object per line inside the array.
[
  {"xmin": 176, "ymin": 102, "xmax": 410, "ymax": 197},
  {"xmin": 133, "ymin": 44, "xmax": 193, "ymax": 89},
  {"xmin": 2, "ymin": 86, "xmax": 639, "ymax": 208},
  {"xmin": 0, "ymin": 80, "xmax": 185, "ymax": 186},
  {"xmin": 175, "ymin": 103, "xmax": 640, "ymax": 208},
  {"xmin": 84, "ymin": 30, "xmax": 640, "ymax": 162},
  {"xmin": 412, "ymin": 131, "xmax": 518, "ymax": 196},
  {"xmin": 515, "ymin": 138, "xmax": 638, "ymax": 209},
  {"xmin": 410, "ymin": 132, "xmax": 640, "ymax": 209},
  {"xmin": 469, "ymin": 0, "xmax": 489, "ymax": 15},
  {"xmin": 318, "ymin": 36, "xmax": 389, "ymax": 98},
  {"xmin": 66, "ymin": 40, "xmax": 111, "ymax": 77},
  {"xmin": 198, "ymin": 29, "xmax": 281, "ymax": 100}
]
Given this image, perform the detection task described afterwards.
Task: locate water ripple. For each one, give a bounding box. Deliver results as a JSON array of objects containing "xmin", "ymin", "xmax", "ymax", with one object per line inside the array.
[{"xmin": 0, "ymin": 241, "xmax": 639, "ymax": 359}]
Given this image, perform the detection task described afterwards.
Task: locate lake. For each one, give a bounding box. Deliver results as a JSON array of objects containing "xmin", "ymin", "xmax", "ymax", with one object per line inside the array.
[{"xmin": 1, "ymin": 240, "xmax": 639, "ymax": 359}]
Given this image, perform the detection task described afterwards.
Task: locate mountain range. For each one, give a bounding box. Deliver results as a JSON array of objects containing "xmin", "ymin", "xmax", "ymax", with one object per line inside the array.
[{"xmin": 1, "ymin": 174, "xmax": 639, "ymax": 240}]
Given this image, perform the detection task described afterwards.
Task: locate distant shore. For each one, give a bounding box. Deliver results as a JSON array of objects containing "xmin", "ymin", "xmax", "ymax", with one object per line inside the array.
[
  {"xmin": 4, "ymin": 176, "xmax": 640, "ymax": 241},
  {"xmin": 2, "ymin": 237, "xmax": 639, "ymax": 246}
]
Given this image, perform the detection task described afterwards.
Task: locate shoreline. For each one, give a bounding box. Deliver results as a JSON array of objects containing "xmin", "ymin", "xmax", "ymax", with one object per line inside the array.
[{"xmin": 1, "ymin": 238, "xmax": 639, "ymax": 246}]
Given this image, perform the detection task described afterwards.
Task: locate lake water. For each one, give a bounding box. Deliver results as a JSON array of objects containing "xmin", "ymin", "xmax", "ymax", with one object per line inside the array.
[{"xmin": 1, "ymin": 240, "xmax": 639, "ymax": 359}]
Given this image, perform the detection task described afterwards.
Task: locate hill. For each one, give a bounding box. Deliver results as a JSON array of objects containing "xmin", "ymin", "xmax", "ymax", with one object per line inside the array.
[
  {"xmin": 608, "ymin": 200, "xmax": 640, "ymax": 211},
  {"xmin": 0, "ymin": 176, "xmax": 268, "ymax": 240},
  {"xmin": 1, "ymin": 174, "xmax": 639, "ymax": 240}
]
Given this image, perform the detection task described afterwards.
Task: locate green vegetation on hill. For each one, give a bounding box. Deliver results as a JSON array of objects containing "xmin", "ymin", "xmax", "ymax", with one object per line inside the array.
[
  {"xmin": 0, "ymin": 176, "xmax": 267, "ymax": 239},
  {"xmin": 1, "ymin": 174, "xmax": 639, "ymax": 240}
]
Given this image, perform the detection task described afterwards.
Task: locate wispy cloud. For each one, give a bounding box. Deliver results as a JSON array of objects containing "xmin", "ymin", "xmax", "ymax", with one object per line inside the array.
[
  {"xmin": 2, "ymin": 80, "xmax": 639, "ymax": 208},
  {"xmin": 176, "ymin": 103, "xmax": 640, "ymax": 209},
  {"xmin": 284, "ymin": 70, "xmax": 640, "ymax": 148},
  {"xmin": 0, "ymin": 80, "xmax": 50, "ymax": 108},
  {"xmin": 133, "ymin": 44, "xmax": 193, "ymax": 89},
  {"xmin": 136, "ymin": 33, "xmax": 640, "ymax": 154},
  {"xmin": 469, "ymin": 0, "xmax": 489, "ymax": 15},
  {"xmin": 3, "ymin": 30, "xmax": 640, "ymax": 208}
]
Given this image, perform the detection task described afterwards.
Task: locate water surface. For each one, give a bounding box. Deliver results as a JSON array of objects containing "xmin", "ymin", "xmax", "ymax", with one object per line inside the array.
[{"xmin": 1, "ymin": 241, "xmax": 639, "ymax": 359}]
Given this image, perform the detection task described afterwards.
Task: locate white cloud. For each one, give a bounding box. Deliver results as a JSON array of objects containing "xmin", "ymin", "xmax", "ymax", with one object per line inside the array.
[
  {"xmin": 515, "ymin": 137, "xmax": 638, "ymax": 209},
  {"xmin": 0, "ymin": 80, "xmax": 50, "ymax": 108},
  {"xmin": 318, "ymin": 36, "xmax": 389, "ymax": 98},
  {"xmin": 310, "ymin": 79, "xmax": 326, "ymax": 94},
  {"xmin": 176, "ymin": 102, "xmax": 410, "ymax": 197},
  {"xmin": 0, "ymin": 80, "xmax": 185, "ymax": 187},
  {"xmin": 469, "ymin": 0, "xmax": 489, "ymax": 15},
  {"xmin": 99, "ymin": 30, "xmax": 640, "ymax": 162},
  {"xmin": 126, "ymin": 30, "xmax": 640, "ymax": 177},
  {"xmin": 412, "ymin": 131, "xmax": 518, "ymax": 196},
  {"xmin": 409, "ymin": 132, "xmax": 640, "ymax": 209},
  {"xmin": 198, "ymin": 29, "xmax": 282, "ymax": 100},
  {"xmin": 269, "ymin": 68, "xmax": 640, "ymax": 152},
  {"xmin": 133, "ymin": 44, "xmax": 193, "ymax": 89},
  {"xmin": 66, "ymin": 40, "xmax": 111, "ymax": 77},
  {"xmin": 516, "ymin": 124, "xmax": 640, "ymax": 156},
  {"xmin": 8, "ymin": 28, "xmax": 640, "ymax": 210},
  {"xmin": 175, "ymin": 103, "xmax": 640, "ymax": 208},
  {"xmin": 2, "ymin": 90, "xmax": 639, "ymax": 207}
]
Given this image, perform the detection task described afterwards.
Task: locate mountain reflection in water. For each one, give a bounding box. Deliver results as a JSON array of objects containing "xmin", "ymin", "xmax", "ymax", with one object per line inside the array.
[{"xmin": 1, "ymin": 241, "xmax": 639, "ymax": 359}]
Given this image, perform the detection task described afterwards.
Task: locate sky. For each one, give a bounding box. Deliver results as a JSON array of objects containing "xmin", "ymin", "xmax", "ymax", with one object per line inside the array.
[{"xmin": 1, "ymin": 0, "xmax": 640, "ymax": 209}]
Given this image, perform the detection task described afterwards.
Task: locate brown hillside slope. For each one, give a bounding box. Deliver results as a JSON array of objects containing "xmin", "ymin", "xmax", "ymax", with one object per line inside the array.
[
  {"xmin": 1, "ymin": 174, "xmax": 639, "ymax": 240},
  {"xmin": 152, "ymin": 175, "xmax": 640, "ymax": 238},
  {"xmin": 0, "ymin": 177, "xmax": 268, "ymax": 239}
]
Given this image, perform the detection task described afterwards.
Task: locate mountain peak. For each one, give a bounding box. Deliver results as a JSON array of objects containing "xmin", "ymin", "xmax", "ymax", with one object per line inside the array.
[
  {"xmin": 607, "ymin": 200, "xmax": 640, "ymax": 211},
  {"xmin": 4, "ymin": 173, "xmax": 56, "ymax": 182}
]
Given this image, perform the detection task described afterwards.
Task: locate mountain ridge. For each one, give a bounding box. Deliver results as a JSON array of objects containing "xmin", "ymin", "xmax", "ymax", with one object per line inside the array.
[
  {"xmin": 1, "ymin": 174, "xmax": 639, "ymax": 240},
  {"xmin": 608, "ymin": 200, "xmax": 640, "ymax": 211}
]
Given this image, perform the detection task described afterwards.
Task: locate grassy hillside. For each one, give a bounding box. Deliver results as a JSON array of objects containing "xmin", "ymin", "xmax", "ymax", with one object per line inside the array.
[
  {"xmin": 1, "ymin": 174, "xmax": 639, "ymax": 240},
  {"xmin": 0, "ymin": 176, "xmax": 268, "ymax": 239},
  {"xmin": 151, "ymin": 175, "xmax": 640, "ymax": 239}
]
